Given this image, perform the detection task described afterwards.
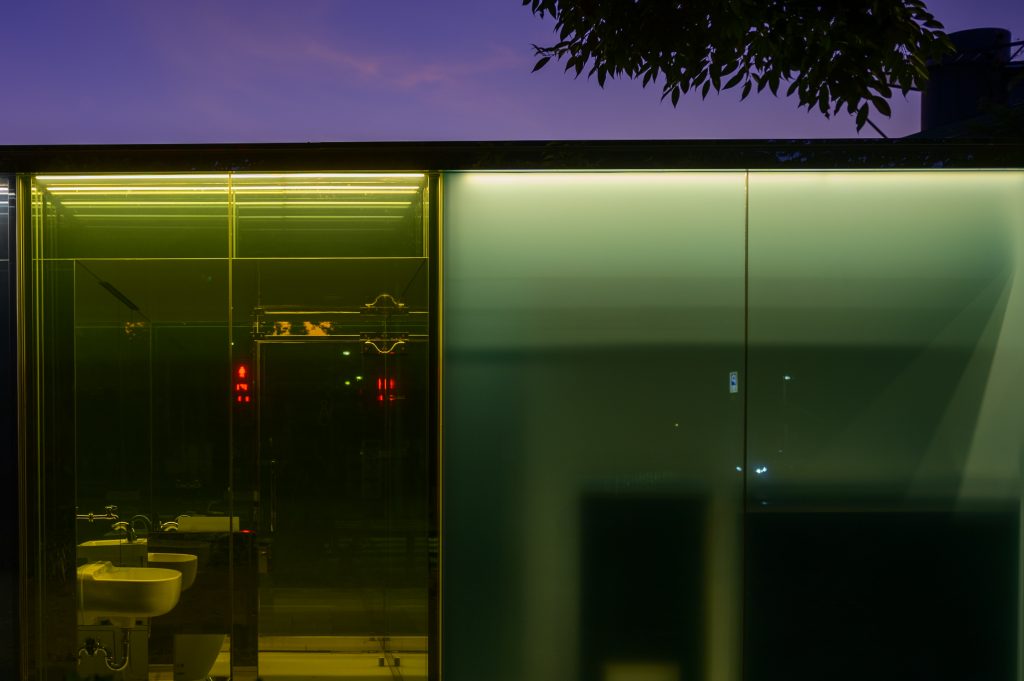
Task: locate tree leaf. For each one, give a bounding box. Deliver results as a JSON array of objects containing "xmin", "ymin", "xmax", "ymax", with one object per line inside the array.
[
  {"xmin": 523, "ymin": 0, "xmax": 950, "ymax": 128},
  {"xmin": 855, "ymin": 104, "xmax": 869, "ymax": 130},
  {"xmin": 724, "ymin": 71, "xmax": 745, "ymax": 89}
]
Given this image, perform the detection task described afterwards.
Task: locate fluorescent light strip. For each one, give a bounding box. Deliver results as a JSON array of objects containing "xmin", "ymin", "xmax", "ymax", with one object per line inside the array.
[
  {"xmin": 232, "ymin": 185, "xmax": 421, "ymax": 192},
  {"xmin": 48, "ymin": 185, "xmax": 419, "ymax": 194},
  {"xmin": 238, "ymin": 201, "xmax": 412, "ymax": 206},
  {"xmin": 48, "ymin": 186, "xmax": 228, "ymax": 193},
  {"xmin": 232, "ymin": 173, "xmax": 424, "ymax": 179},
  {"xmin": 237, "ymin": 215, "xmax": 404, "ymax": 220},
  {"xmin": 38, "ymin": 173, "xmax": 422, "ymax": 182},
  {"xmin": 60, "ymin": 201, "xmax": 229, "ymax": 206},
  {"xmin": 59, "ymin": 200, "xmax": 410, "ymax": 209},
  {"xmin": 71, "ymin": 214, "xmax": 229, "ymax": 219},
  {"xmin": 72, "ymin": 214, "xmax": 404, "ymax": 220},
  {"xmin": 37, "ymin": 174, "xmax": 230, "ymax": 181}
]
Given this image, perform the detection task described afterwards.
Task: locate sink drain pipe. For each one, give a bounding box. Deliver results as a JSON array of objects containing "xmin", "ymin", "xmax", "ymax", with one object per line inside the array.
[{"xmin": 78, "ymin": 628, "xmax": 131, "ymax": 672}]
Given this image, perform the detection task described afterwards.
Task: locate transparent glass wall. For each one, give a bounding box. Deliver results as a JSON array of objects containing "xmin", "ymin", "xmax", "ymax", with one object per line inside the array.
[
  {"xmin": 28, "ymin": 172, "xmax": 432, "ymax": 681},
  {"xmin": 442, "ymin": 172, "xmax": 747, "ymax": 681},
  {"xmin": 231, "ymin": 172, "xmax": 431, "ymax": 678},
  {"xmin": 0, "ymin": 176, "xmax": 15, "ymax": 680},
  {"xmin": 745, "ymin": 171, "xmax": 1024, "ymax": 680}
]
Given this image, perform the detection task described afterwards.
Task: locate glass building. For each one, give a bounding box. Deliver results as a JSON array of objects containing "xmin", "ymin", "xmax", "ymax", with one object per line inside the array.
[{"xmin": 1, "ymin": 141, "xmax": 1022, "ymax": 681}]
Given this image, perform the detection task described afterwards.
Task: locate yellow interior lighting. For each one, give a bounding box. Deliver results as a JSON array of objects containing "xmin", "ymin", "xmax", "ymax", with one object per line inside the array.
[
  {"xmin": 46, "ymin": 186, "xmax": 418, "ymax": 194},
  {"xmin": 235, "ymin": 215, "xmax": 404, "ymax": 220},
  {"xmin": 231, "ymin": 185, "xmax": 421, "ymax": 192},
  {"xmin": 47, "ymin": 186, "xmax": 229, "ymax": 193},
  {"xmin": 36, "ymin": 174, "xmax": 230, "ymax": 181},
  {"xmin": 232, "ymin": 173, "xmax": 424, "ymax": 179},
  {"xmin": 59, "ymin": 201, "xmax": 229, "ymax": 206},
  {"xmin": 237, "ymin": 201, "xmax": 412, "ymax": 206}
]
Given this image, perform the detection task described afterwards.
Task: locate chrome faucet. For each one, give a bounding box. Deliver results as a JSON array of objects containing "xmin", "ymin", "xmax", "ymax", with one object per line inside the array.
[
  {"xmin": 111, "ymin": 520, "xmax": 136, "ymax": 543},
  {"xmin": 76, "ymin": 505, "xmax": 119, "ymax": 523},
  {"xmin": 129, "ymin": 514, "xmax": 151, "ymax": 539}
]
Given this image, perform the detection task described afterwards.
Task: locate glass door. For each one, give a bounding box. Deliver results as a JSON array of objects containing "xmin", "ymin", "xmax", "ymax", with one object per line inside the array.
[
  {"xmin": 229, "ymin": 171, "xmax": 433, "ymax": 679},
  {"xmin": 254, "ymin": 315, "xmax": 429, "ymax": 660}
]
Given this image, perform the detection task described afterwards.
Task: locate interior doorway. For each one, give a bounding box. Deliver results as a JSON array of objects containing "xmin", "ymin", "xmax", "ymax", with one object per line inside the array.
[{"xmin": 253, "ymin": 305, "xmax": 430, "ymax": 676}]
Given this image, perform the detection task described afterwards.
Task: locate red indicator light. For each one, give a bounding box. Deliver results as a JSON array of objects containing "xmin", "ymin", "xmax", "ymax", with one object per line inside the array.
[
  {"xmin": 389, "ymin": 378, "xmax": 395, "ymax": 390},
  {"xmin": 234, "ymin": 364, "xmax": 253, "ymax": 406}
]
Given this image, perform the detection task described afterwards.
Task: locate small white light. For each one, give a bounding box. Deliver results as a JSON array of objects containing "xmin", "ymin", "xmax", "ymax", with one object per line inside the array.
[
  {"xmin": 784, "ymin": 375, "xmax": 792, "ymax": 381},
  {"xmin": 342, "ymin": 350, "xmax": 351, "ymax": 356},
  {"xmin": 673, "ymin": 423, "xmax": 679, "ymax": 427},
  {"xmin": 736, "ymin": 466, "xmax": 742, "ymax": 472}
]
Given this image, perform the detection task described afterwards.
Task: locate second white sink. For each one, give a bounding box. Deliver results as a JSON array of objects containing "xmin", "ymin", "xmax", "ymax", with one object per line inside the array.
[
  {"xmin": 147, "ymin": 552, "xmax": 198, "ymax": 590},
  {"xmin": 78, "ymin": 561, "xmax": 182, "ymax": 626}
]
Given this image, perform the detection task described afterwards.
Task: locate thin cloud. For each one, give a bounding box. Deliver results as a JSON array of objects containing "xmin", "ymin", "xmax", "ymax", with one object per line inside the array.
[
  {"xmin": 304, "ymin": 42, "xmax": 382, "ymax": 78},
  {"xmin": 303, "ymin": 40, "xmax": 527, "ymax": 90}
]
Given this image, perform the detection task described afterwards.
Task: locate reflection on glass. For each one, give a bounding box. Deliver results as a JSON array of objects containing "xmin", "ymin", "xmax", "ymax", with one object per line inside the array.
[
  {"xmin": 442, "ymin": 172, "xmax": 746, "ymax": 681},
  {"xmin": 233, "ymin": 173, "xmax": 427, "ymax": 257},
  {"xmin": 29, "ymin": 172, "xmax": 432, "ymax": 680},
  {"xmin": 746, "ymin": 171, "xmax": 1024, "ymax": 679},
  {"xmin": 32, "ymin": 174, "xmax": 230, "ymax": 258}
]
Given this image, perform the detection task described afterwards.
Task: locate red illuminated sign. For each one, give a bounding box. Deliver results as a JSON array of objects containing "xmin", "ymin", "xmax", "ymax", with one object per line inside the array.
[
  {"xmin": 235, "ymin": 364, "xmax": 252, "ymax": 404},
  {"xmin": 377, "ymin": 376, "xmax": 398, "ymax": 403}
]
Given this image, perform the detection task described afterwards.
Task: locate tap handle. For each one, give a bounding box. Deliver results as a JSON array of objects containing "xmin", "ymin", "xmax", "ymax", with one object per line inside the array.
[{"xmin": 104, "ymin": 505, "xmax": 118, "ymax": 515}]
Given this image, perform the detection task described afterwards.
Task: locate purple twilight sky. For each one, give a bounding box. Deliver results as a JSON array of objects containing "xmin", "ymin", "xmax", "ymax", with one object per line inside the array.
[{"xmin": 1, "ymin": 1, "xmax": 1021, "ymax": 144}]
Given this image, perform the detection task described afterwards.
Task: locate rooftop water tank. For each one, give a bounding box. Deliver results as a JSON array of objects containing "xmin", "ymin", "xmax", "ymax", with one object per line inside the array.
[{"xmin": 920, "ymin": 28, "xmax": 1013, "ymax": 131}]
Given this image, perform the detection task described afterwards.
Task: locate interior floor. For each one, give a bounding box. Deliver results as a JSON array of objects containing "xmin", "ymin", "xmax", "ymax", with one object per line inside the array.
[{"xmin": 149, "ymin": 636, "xmax": 425, "ymax": 680}]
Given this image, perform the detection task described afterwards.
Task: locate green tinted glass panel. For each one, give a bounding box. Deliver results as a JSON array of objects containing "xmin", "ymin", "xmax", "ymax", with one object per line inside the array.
[
  {"xmin": 32, "ymin": 174, "xmax": 229, "ymax": 258},
  {"xmin": 233, "ymin": 173, "xmax": 426, "ymax": 257},
  {"xmin": 442, "ymin": 171, "xmax": 746, "ymax": 681}
]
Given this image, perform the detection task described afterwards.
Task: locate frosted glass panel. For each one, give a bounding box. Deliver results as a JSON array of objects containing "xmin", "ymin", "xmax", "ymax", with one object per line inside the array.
[
  {"xmin": 443, "ymin": 172, "xmax": 746, "ymax": 681},
  {"xmin": 748, "ymin": 171, "xmax": 1024, "ymax": 504},
  {"xmin": 745, "ymin": 171, "xmax": 1024, "ymax": 679}
]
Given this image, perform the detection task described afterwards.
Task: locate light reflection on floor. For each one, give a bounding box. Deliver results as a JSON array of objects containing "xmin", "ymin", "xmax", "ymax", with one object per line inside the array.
[{"xmin": 149, "ymin": 636, "xmax": 426, "ymax": 680}]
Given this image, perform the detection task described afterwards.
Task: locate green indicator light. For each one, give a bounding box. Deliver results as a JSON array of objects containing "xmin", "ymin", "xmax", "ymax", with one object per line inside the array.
[
  {"xmin": 344, "ymin": 380, "xmax": 351, "ymax": 386},
  {"xmin": 342, "ymin": 350, "xmax": 351, "ymax": 356},
  {"xmin": 355, "ymin": 375, "xmax": 363, "ymax": 381}
]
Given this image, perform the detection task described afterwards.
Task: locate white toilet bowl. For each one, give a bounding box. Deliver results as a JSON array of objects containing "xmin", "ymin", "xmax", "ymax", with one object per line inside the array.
[{"xmin": 173, "ymin": 633, "xmax": 225, "ymax": 681}]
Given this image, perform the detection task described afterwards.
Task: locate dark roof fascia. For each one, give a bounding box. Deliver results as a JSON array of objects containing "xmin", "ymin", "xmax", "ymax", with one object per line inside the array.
[{"xmin": 0, "ymin": 139, "xmax": 1022, "ymax": 173}]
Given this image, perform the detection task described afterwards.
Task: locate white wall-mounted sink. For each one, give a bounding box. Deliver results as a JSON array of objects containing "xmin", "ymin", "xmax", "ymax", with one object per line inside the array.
[
  {"xmin": 77, "ymin": 538, "xmax": 147, "ymax": 567},
  {"xmin": 175, "ymin": 516, "xmax": 238, "ymax": 532},
  {"xmin": 147, "ymin": 552, "xmax": 198, "ymax": 590},
  {"xmin": 77, "ymin": 560, "xmax": 182, "ymax": 626}
]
